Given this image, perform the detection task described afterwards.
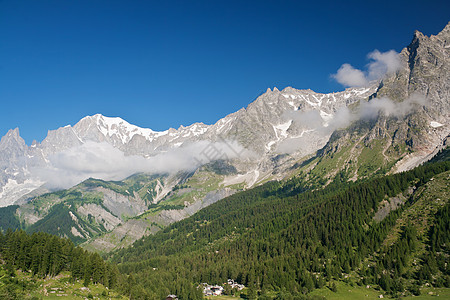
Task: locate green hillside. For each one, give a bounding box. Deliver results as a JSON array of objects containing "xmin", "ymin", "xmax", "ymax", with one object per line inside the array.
[
  {"xmin": 108, "ymin": 153, "xmax": 449, "ymax": 299},
  {"xmin": 0, "ymin": 230, "xmax": 126, "ymax": 299}
]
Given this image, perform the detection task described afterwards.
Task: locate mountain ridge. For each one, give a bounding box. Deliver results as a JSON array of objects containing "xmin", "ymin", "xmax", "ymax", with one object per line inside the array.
[
  {"xmin": 0, "ymin": 23, "xmax": 448, "ymax": 256},
  {"xmin": 0, "ymin": 84, "xmax": 380, "ymax": 207}
]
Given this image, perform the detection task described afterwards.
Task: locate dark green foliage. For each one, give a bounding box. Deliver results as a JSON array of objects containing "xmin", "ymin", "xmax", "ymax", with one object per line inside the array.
[
  {"xmin": 0, "ymin": 205, "xmax": 21, "ymax": 232},
  {"xmin": 0, "ymin": 173, "xmax": 171, "ymax": 245},
  {"xmin": 416, "ymin": 201, "xmax": 450, "ymax": 286},
  {"xmin": 0, "ymin": 151, "xmax": 447, "ymax": 299},
  {"xmin": 0, "ymin": 262, "xmax": 40, "ymax": 300},
  {"xmin": 203, "ymin": 159, "xmax": 238, "ymax": 175},
  {"xmin": 109, "ymin": 157, "xmax": 449, "ymax": 298},
  {"xmin": 330, "ymin": 282, "xmax": 337, "ymax": 293},
  {"xmin": 25, "ymin": 191, "xmax": 115, "ymax": 244},
  {"xmin": 0, "ymin": 230, "xmax": 121, "ymax": 290},
  {"xmin": 428, "ymin": 147, "xmax": 450, "ymax": 163},
  {"xmin": 25, "ymin": 203, "xmax": 87, "ymax": 244}
]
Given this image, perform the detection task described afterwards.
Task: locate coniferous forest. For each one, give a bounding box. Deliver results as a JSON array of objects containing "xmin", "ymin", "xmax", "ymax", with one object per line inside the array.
[
  {"xmin": 0, "ymin": 153, "xmax": 448, "ymax": 299},
  {"xmin": 1, "ymin": 3, "xmax": 449, "ymax": 300},
  {"xmin": 0, "ymin": 229, "xmax": 125, "ymax": 299},
  {"xmin": 108, "ymin": 156, "xmax": 449, "ymax": 299}
]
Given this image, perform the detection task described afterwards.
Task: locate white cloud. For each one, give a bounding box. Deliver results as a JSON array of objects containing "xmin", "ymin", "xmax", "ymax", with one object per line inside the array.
[
  {"xmin": 32, "ymin": 140, "xmax": 250, "ymax": 189},
  {"xmin": 332, "ymin": 49, "xmax": 402, "ymax": 88},
  {"xmin": 332, "ymin": 63, "xmax": 368, "ymax": 87},
  {"xmin": 327, "ymin": 106, "xmax": 356, "ymax": 130},
  {"xmin": 282, "ymin": 105, "xmax": 356, "ymax": 137},
  {"xmin": 367, "ymin": 50, "xmax": 402, "ymax": 80},
  {"xmin": 277, "ymin": 107, "xmax": 356, "ymax": 154},
  {"xmin": 283, "ymin": 110, "xmax": 323, "ymax": 130},
  {"xmin": 276, "ymin": 136, "xmax": 311, "ymax": 154},
  {"xmin": 359, "ymin": 94, "xmax": 426, "ymax": 120},
  {"xmin": 276, "ymin": 94, "xmax": 425, "ymax": 154}
]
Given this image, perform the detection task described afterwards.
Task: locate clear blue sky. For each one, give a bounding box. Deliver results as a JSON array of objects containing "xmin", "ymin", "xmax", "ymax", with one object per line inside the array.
[{"xmin": 1, "ymin": 0, "xmax": 449, "ymax": 144}]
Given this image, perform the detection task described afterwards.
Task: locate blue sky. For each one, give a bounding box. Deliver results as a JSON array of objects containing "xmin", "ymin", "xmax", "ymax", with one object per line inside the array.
[{"xmin": 1, "ymin": 0, "xmax": 449, "ymax": 144}]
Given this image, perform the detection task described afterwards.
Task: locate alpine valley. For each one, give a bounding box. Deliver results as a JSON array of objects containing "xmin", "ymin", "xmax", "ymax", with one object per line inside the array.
[{"xmin": 0, "ymin": 23, "xmax": 449, "ymax": 299}]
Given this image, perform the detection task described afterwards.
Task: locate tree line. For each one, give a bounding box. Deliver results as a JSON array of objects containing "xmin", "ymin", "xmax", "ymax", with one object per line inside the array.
[{"xmin": 109, "ymin": 158, "xmax": 449, "ymax": 299}]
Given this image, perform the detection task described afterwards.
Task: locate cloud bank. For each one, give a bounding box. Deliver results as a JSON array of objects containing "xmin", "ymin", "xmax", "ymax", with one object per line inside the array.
[
  {"xmin": 332, "ymin": 50, "xmax": 402, "ymax": 87},
  {"xmin": 277, "ymin": 94, "xmax": 425, "ymax": 154},
  {"xmin": 32, "ymin": 140, "xmax": 249, "ymax": 189},
  {"xmin": 359, "ymin": 94, "xmax": 426, "ymax": 120}
]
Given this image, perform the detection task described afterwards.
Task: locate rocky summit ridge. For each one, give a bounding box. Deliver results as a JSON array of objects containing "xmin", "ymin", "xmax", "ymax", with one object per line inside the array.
[
  {"xmin": 0, "ymin": 85, "xmax": 380, "ymax": 207},
  {"xmin": 0, "ymin": 23, "xmax": 448, "ymax": 252}
]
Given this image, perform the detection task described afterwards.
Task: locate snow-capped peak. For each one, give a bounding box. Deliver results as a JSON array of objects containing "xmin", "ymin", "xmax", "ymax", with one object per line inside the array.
[{"xmin": 80, "ymin": 114, "xmax": 169, "ymax": 144}]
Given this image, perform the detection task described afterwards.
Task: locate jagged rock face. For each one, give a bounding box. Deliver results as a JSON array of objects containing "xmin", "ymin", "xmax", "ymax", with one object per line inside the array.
[
  {"xmin": 0, "ymin": 129, "xmax": 27, "ymax": 175},
  {"xmin": 0, "ymin": 86, "xmax": 376, "ymax": 206},
  {"xmin": 407, "ymin": 26, "xmax": 450, "ymax": 117},
  {"xmin": 1, "ymin": 23, "xmax": 449, "ymax": 206},
  {"xmin": 380, "ymin": 23, "xmax": 449, "ymax": 169},
  {"xmin": 0, "ymin": 129, "xmax": 47, "ymax": 206},
  {"xmin": 379, "ymin": 22, "xmax": 450, "ymax": 121},
  {"xmin": 224, "ymin": 86, "xmax": 376, "ymax": 155},
  {"xmin": 315, "ymin": 23, "xmax": 450, "ymax": 178}
]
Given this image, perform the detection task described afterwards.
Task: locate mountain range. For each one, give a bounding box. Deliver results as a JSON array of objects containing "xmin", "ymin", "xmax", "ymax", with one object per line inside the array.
[{"xmin": 0, "ymin": 22, "xmax": 448, "ymax": 254}]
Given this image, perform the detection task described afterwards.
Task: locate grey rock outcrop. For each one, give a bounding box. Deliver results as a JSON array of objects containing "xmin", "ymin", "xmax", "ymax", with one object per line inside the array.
[{"xmin": 1, "ymin": 23, "xmax": 449, "ymax": 207}]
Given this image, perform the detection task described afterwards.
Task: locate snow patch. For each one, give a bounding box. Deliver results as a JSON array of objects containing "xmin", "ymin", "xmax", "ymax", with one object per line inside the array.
[
  {"xmin": 288, "ymin": 101, "xmax": 298, "ymax": 110},
  {"xmin": 266, "ymin": 140, "xmax": 276, "ymax": 150},
  {"xmin": 273, "ymin": 120, "xmax": 292, "ymax": 138},
  {"xmin": 71, "ymin": 227, "xmax": 84, "ymax": 238},
  {"xmin": 249, "ymin": 170, "xmax": 259, "ymax": 187},
  {"xmin": 91, "ymin": 114, "xmax": 169, "ymax": 144},
  {"xmin": 320, "ymin": 110, "xmax": 333, "ymax": 127},
  {"xmin": 216, "ymin": 117, "xmax": 233, "ymax": 133},
  {"xmin": 266, "ymin": 120, "xmax": 293, "ymax": 151},
  {"xmin": 356, "ymin": 88, "xmax": 370, "ymax": 95},
  {"xmin": 189, "ymin": 124, "xmax": 208, "ymax": 136},
  {"xmin": 430, "ymin": 121, "xmax": 444, "ymax": 128},
  {"xmin": 0, "ymin": 178, "xmax": 44, "ymax": 207},
  {"xmin": 222, "ymin": 169, "xmax": 259, "ymax": 188},
  {"xmin": 69, "ymin": 211, "xmax": 78, "ymax": 222}
]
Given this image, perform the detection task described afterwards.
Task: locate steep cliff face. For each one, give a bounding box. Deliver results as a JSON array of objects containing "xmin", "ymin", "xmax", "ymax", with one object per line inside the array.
[
  {"xmin": 0, "ymin": 86, "xmax": 376, "ymax": 207},
  {"xmin": 303, "ymin": 23, "xmax": 450, "ymax": 183},
  {"xmin": 376, "ymin": 23, "xmax": 449, "ymax": 172},
  {"xmin": 0, "ymin": 24, "xmax": 448, "ymax": 253},
  {"xmin": 0, "ymin": 129, "xmax": 45, "ymax": 206}
]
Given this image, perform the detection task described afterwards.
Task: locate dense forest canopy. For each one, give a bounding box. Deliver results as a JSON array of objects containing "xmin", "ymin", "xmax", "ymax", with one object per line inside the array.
[
  {"xmin": 0, "ymin": 150, "xmax": 448, "ymax": 299},
  {"xmin": 108, "ymin": 155, "xmax": 449, "ymax": 299}
]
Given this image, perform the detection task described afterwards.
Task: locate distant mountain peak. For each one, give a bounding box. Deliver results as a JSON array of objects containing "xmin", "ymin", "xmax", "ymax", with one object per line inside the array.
[
  {"xmin": 74, "ymin": 113, "xmax": 169, "ymax": 144},
  {"xmin": 0, "ymin": 128, "xmax": 25, "ymax": 149},
  {"xmin": 437, "ymin": 21, "xmax": 450, "ymax": 36},
  {"xmin": 6, "ymin": 128, "xmax": 20, "ymax": 138},
  {"xmin": 0, "ymin": 23, "xmax": 449, "ymax": 210}
]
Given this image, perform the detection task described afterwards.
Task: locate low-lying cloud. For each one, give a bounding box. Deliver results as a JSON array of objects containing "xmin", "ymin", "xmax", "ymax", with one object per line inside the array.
[
  {"xmin": 30, "ymin": 93, "xmax": 426, "ymax": 187},
  {"xmin": 283, "ymin": 110, "xmax": 323, "ymax": 129},
  {"xmin": 277, "ymin": 94, "xmax": 426, "ymax": 154},
  {"xmin": 332, "ymin": 64, "xmax": 368, "ymax": 88},
  {"xmin": 332, "ymin": 50, "xmax": 402, "ymax": 87},
  {"xmin": 32, "ymin": 140, "xmax": 249, "ymax": 189},
  {"xmin": 359, "ymin": 94, "xmax": 426, "ymax": 120}
]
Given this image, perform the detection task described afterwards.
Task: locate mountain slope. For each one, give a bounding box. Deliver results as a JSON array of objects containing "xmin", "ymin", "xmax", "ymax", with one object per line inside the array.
[
  {"xmin": 0, "ymin": 230, "xmax": 126, "ymax": 299},
  {"xmin": 109, "ymin": 151, "xmax": 449, "ymax": 299},
  {"xmin": 0, "ymin": 24, "xmax": 448, "ymax": 255},
  {"xmin": 0, "ymin": 84, "xmax": 378, "ymax": 208},
  {"xmin": 294, "ymin": 22, "xmax": 450, "ymax": 186}
]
